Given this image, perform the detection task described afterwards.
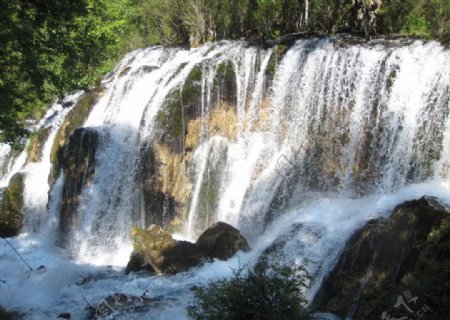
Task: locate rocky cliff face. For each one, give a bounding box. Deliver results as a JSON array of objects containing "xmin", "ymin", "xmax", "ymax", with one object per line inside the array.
[
  {"xmin": 313, "ymin": 196, "xmax": 450, "ymax": 320},
  {"xmin": 58, "ymin": 128, "xmax": 99, "ymax": 246}
]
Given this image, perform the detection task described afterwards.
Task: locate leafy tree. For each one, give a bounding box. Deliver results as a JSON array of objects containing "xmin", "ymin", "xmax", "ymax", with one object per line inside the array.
[
  {"xmin": 187, "ymin": 261, "xmax": 312, "ymax": 320},
  {"xmin": 1, "ymin": 0, "xmax": 449, "ymax": 147},
  {"xmin": 379, "ymin": 0, "xmax": 449, "ymax": 41},
  {"xmin": 0, "ymin": 0, "xmax": 123, "ymax": 146}
]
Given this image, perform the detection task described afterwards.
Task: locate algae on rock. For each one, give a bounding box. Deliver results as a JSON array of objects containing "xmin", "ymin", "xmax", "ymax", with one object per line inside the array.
[
  {"xmin": 26, "ymin": 127, "xmax": 51, "ymax": 163},
  {"xmin": 50, "ymin": 89, "xmax": 102, "ymax": 184},
  {"xmin": 0, "ymin": 173, "xmax": 24, "ymax": 237}
]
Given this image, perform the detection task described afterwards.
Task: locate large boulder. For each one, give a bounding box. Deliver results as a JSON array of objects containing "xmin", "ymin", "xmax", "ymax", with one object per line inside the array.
[
  {"xmin": 313, "ymin": 196, "xmax": 450, "ymax": 320},
  {"xmin": 196, "ymin": 222, "xmax": 250, "ymax": 260},
  {"xmin": 126, "ymin": 225, "xmax": 204, "ymax": 275},
  {"xmin": 126, "ymin": 222, "xmax": 250, "ymax": 275},
  {"xmin": 0, "ymin": 173, "xmax": 24, "ymax": 237}
]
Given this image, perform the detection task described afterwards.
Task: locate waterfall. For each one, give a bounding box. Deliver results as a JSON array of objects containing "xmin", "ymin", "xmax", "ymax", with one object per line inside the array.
[
  {"xmin": 0, "ymin": 36, "xmax": 449, "ymax": 319},
  {"xmin": 1, "ymin": 92, "xmax": 82, "ymax": 234}
]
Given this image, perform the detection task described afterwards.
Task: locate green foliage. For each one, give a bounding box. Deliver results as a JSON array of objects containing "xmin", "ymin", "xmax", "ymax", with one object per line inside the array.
[
  {"xmin": 187, "ymin": 261, "xmax": 312, "ymax": 320},
  {"xmin": 0, "ymin": 0, "xmax": 122, "ymax": 145},
  {"xmin": 379, "ymin": 0, "xmax": 450, "ymax": 42},
  {"xmin": 112, "ymin": 0, "xmax": 449, "ymax": 51},
  {"xmin": 2, "ymin": 0, "xmax": 449, "ymax": 146}
]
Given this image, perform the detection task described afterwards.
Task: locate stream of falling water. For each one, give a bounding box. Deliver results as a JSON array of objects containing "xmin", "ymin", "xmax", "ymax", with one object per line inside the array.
[{"xmin": 0, "ymin": 37, "xmax": 449, "ymax": 319}]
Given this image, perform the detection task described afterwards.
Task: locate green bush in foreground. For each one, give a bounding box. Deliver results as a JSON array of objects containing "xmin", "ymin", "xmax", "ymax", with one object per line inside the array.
[{"xmin": 187, "ymin": 261, "xmax": 312, "ymax": 320}]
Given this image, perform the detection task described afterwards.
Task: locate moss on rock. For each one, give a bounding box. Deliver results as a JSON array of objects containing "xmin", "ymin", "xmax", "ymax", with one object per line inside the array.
[
  {"xmin": 26, "ymin": 127, "xmax": 51, "ymax": 163},
  {"xmin": 181, "ymin": 66, "xmax": 202, "ymax": 107},
  {"xmin": 156, "ymin": 66, "xmax": 203, "ymax": 140},
  {"xmin": 156, "ymin": 90, "xmax": 184, "ymax": 139},
  {"xmin": 0, "ymin": 173, "xmax": 24, "ymax": 237},
  {"xmin": 212, "ymin": 61, "xmax": 237, "ymax": 106},
  {"xmin": 50, "ymin": 89, "xmax": 101, "ymax": 184},
  {"xmin": 126, "ymin": 222, "xmax": 249, "ymax": 275}
]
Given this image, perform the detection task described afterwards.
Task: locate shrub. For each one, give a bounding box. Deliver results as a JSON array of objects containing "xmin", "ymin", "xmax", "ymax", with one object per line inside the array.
[{"xmin": 187, "ymin": 261, "xmax": 312, "ymax": 320}]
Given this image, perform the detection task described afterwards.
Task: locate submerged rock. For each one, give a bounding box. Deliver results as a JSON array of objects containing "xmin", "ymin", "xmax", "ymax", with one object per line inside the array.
[
  {"xmin": 126, "ymin": 222, "xmax": 250, "ymax": 275},
  {"xmin": 313, "ymin": 196, "xmax": 450, "ymax": 320},
  {"xmin": 0, "ymin": 173, "xmax": 24, "ymax": 237},
  {"xmin": 0, "ymin": 306, "xmax": 20, "ymax": 320}
]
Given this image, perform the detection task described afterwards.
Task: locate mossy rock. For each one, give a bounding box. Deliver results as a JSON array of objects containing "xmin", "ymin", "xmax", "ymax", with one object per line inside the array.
[
  {"xmin": 156, "ymin": 90, "xmax": 184, "ymax": 139},
  {"xmin": 156, "ymin": 66, "xmax": 203, "ymax": 140},
  {"xmin": 0, "ymin": 173, "xmax": 24, "ymax": 237},
  {"xmin": 126, "ymin": 222, "xmax": 249, "ymax": 275},
  {"xmin": 212, "ymin": 61, "xmax": 237, "ymax": 106},
  {"xmin": 26, "ymin": 127, "xmax": 51, "ymax": 163},
  {"xmin": 131, "ymin": 225, "xmax": 176, "ymax": 254},
  {"xmin": 49, "ymin": 89, "xmax": 99, "ymax": 184},
  {"xmin": 181, "ymin": 65, "xmax": 202, "ymax": 107}
]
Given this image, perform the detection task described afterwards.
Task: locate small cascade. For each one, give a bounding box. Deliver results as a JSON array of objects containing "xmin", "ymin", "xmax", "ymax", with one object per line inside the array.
[
  {"xmin": 0, "ymin": 92, "xmax": 81, "ymax": 237},
  {"xmin": 21, "ymin": 93, "xmax": 82, "ymax": 233}
]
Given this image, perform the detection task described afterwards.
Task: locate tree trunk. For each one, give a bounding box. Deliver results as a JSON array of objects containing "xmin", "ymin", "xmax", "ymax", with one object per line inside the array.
[{"xmin": 304, "ymin": 0, "xmax": 309, "ymax": 26}]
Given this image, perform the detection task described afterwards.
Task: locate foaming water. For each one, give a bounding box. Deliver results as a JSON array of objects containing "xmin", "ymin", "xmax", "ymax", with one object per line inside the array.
[{"xmin": 1, "ymin": 181, "xmax": 448, "ymax": 319}]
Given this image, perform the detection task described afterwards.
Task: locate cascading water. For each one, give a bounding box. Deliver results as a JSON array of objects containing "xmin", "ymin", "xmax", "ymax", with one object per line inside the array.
[{"xmin": 0, "ymin": 37, "xmax": 449, "ymax": 320}]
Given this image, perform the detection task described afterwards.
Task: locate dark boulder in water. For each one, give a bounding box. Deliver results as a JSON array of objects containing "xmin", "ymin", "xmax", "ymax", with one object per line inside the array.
[
  {"xmin": 196, "ymin": 221, "xmax": 251, "ymax": 260},
  {"xmin": 58, "ymin": 127, "xmax": 99, "ymax": 246},
  {"xmin": 126, "ymin": 222, "xmax": 250, "ymax": 275},
  {"xmin": 313, "ymin": 196, "xmax": 450, "ymax": 320}
]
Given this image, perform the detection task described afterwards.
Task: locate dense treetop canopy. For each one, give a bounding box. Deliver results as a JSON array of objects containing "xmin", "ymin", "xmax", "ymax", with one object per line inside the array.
[{"xmin": 1, "ymin": 0, "xmax": 448, "ymax": 146}]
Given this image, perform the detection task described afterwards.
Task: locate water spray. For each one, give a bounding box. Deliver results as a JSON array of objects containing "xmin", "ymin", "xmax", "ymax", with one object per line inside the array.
[{"xmin": 1, "ymin": 237, "xmax": 33, "ymax": 271}]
